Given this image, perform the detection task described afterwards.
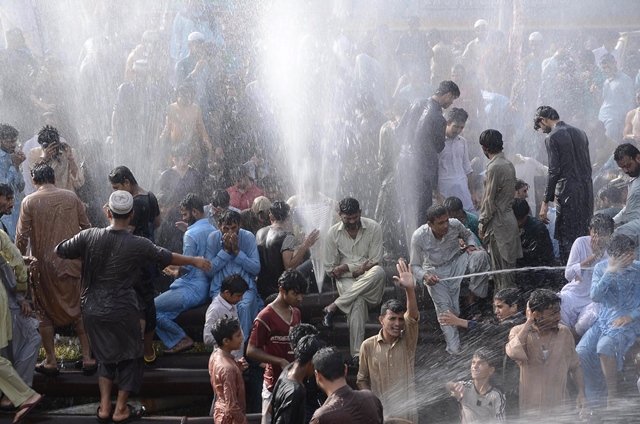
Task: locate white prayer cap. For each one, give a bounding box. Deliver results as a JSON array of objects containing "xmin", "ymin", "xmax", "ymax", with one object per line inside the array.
[
  {"xmin": 529, "ymin": 31, "xmax": 543, "ymax": 42},
  {"xmin": 109, "ymin": 190, "xmax": 133, "ymax": 215},
  {"xmin": 187, "ymin": 32, "xmax": 205, "ymax": 42},
  {"xmin": 474, "ymin": 19, "xmax": 488, "ymax": 29}
]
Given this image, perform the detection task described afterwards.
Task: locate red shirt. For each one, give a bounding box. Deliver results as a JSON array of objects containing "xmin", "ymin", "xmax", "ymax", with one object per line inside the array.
[
  {"xmin": 248, "ymin": 304, "xmax": 301, "ymax": 392},
  {"xmin": 227, "ymin": 183, "xmax": 264, "ymax": 211}
]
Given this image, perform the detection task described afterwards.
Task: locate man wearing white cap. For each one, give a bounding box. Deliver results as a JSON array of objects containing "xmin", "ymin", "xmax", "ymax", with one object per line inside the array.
[
  {"xmin": 176, "ymin": 31, "xmax": 206, "ymax": 86},
  {"xmin": 56, "ymin": 190, "xmax": 211, "ymax": 423}
]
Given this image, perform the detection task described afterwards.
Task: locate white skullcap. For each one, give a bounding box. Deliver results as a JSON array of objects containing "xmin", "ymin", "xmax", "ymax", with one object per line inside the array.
[
  {"xmin": 474, "ymin": 19, "xmax": 488, "ymax": 28},
  {"xmin": 529, "ymin": 31, "xmax": 543, "ymax": 42},
  {"xmin": 251, "ymin": 196, "xmax": 272, "ymax": 214},
  {"xmin": 187, "ymin": 32, "xmax": 205, "ymax": 42},
  {"xmin": 109, "ymin": 190, "xmax": 133, "ymax": 215}
]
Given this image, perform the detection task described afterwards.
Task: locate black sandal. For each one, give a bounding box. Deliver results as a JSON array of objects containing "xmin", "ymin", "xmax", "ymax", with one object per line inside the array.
[
  {"xmin": 96, "ymin": 406, "xmax": 110, "ymax": 424},
  {"xmin": 112, "ymin": 404, "xmax": 145, "ymax": 424}
]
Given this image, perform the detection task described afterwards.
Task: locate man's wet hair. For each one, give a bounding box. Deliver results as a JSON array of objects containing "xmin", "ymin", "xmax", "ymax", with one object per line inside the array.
[
  {"xmin": 289, "ymin": 323, "xmax": 319, "ymax": 350},
  {"xmin": 108, "ymin": 166, "xmax": 138, "ymax": 186},
  {"xmin": 512, "ymin": 198, "xmax": 530, "ymax": 220},
  {"xmin": 211, "ymin": 189, "xmax": 231, "ymax": 208},
  {"xmin": 270, "ymin": 201, "xmax": 290, "ymax": 221},
  {"xmin": 535, "ymin": 105, "xmax": 560, "ymax": 121},
  {"xmin": 527, "ymin": 289, "xmax": 560, "ymax": 313},
  {"xmin": 479, "ymin": 129, "xmax": 504, "ymax": 153},
  {"xmin": 446, "ymin": 107, "xmax": 468, "ymax": 124},
  {"xmin": 473, "ymin": 347, "xmax": 500, "ymax": 369},
  {"xmin": 0, "ymin": 183, "xmax": 14, "ymax": 198},
  {"xmin": 613, "ymin": 143, "xmax": 640, "ymax": 161},
  {"xmin": 435, "ymin": 80, "xmax": 460, "ymax": 97},
  {"xmin": 312, "ymin": 347, "xmax": 345, "ymax": 381},
  {"xmin": 426, "ymin": 204, "xmax": 448, "ymax": 223},
  {"xmin": 211, "ymin": 316, "xmax": 241, "ymax": 347},
  {"xmin": 277, "ymin": 269, "xmax": 307, "ymax": 294},
  {"xmin": 338, "ymin": 197, "xmax": 360, "ymax": 215},
  {"xmin": 494, "ymin": 288, "xmax": 520, "ymax": 308},
  {"xmin": 589, "ymin": 213, "xmax": 614, "ymax": 235},
  {"xmin": 177, "ymin": 83, "xmax": 196, "ymax": 98},
  {"xmin": 31, "ymin": 163, "xmax": 56, "ymax": 185},
  {"xmin": 600, "ymin": 53, "xmax": 616, "ymax": 65},
  {"xmin": 180, "ymin": 193, "xmax": 205, "ymax": 213},
  {"xmin": 0, "ymin": 124, "xmax": 18, "ymax": 141},
  {"xmin": 220, "ymin": 274, "xmax": 249, "ymax": 295},
  {"xmin": 218, "ymin": 209, "xmax": 241, "ymax": 226},
  {"xmin": 443, "ymin": 196, "xmax": 464, "ymax": 213},
  {"xmin": 380, "ymin": 298, "xmax": 406, "ymax": 317},
  {"xmin": 515, "ymin": 179, "xmax": 528, "ymax": 191},
  {"xmin": 607, "ymin": 233, "xmax": 636, "ymax": 258},
  {"xmin": 294, "ymin": 335, "xmax": 326, "ymax": 365},
  {"xmin": 37, "ymin": 125, "xmax": 60, "ymax": 146},
  {"xmin": 597, "ymin": 183, "xmax": 625, "ymax": 206}
]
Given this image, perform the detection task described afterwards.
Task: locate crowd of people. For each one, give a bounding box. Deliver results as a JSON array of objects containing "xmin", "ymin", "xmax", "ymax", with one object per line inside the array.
[{"xmin": 0, "ymin": 2, "xmax": 640, "ymax": 423}]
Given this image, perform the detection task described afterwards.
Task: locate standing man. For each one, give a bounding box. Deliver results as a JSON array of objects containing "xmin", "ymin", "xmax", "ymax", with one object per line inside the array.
[
  {"xmin": 412, "ymin": 81, "xmax": 460, "ymax": 225},
  {"xmin": 15, "ymin": 163, "xmax": 94, "ymax": 375},
  {"xmin": 534, "ymin": 106, "xmax": 593, "ymax": 262},
  {"xmin": 410, "ymin": 205, "xmax": 490, "ymax": 355},
  {"xmin": 612, "ymin": 143, "xmax": 640, "ymax": 225},
  {"xmin": 478, "ymin": 130, "xmax": 522, "ymax": 290},
  {"xmin": 322, "ymin": 197, "xmax": 386, "ymax": 363},
  {"xmin": 437, "ymin": 107, "xmax": 475, "ymax": 212},
  {"xmin": 154, "ymin": 193, "xmax": 215, "ymax": 353},
  {"xmin": 598, "ymin": 54, "xmax": 634, "ymax": 143},
  {"xmin": 0, "ymin": 124, "xmax": 25, "ymax": 240},
  {"xmin": 247, "ymin": 270, "xmax": 306, "ymax": 424},
  {"xmin": 55, "ymin": 190, "xmax": 211, "ymax": 423},
  {"xmin": 357, "ymin": 259, "xmax": 419, "ymax": 423},
  {"xmin": 108, "ymin": 165, "xmax": 161, "ymax": 363},
  {"xmin": 310, "ymin": 347, "xmax": 383, "ymax": 424}
]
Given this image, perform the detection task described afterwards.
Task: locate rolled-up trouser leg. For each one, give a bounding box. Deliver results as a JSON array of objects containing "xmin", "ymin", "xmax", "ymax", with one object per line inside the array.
[{"xmin": 427, "ymin": 279, "xmax": 461, "ymax": 354}]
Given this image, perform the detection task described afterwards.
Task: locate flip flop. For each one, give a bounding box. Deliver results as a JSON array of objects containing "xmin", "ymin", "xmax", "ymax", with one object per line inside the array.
[
  {"xmin": 13, "ymin": 394, "xmax": 44, "ymax": 423},
  {"xmin": 112, "ymin": 404, "xmax": 145, "ymax": 424},
  {"xmin": 35, "ymin": 362, "xmax": 59, "ymax": 377},
  {"xmin": 143, "ymin": 351, "xmax": 157, "ymax": 365},
  {"xmin": 96, "ymin": 406, "xmax": 111, "ymax": 424}
]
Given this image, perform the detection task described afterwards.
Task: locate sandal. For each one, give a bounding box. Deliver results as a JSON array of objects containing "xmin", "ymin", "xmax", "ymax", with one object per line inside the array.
[
  {"xmin": 13, "ymin": 394, "xmax": 44, "ymax": 423},
  {"xmin": 34, "ymin": 361, "xmax": 59, "ymax": 377},
  {"xmin": 112, "ymin": 404, "xmax": 145, "ymax": 424},
  {"xmin": 143, "ymin": 351, "xmax": 157, "ymax": 365},
  {"xmin": 96, "ymin": 406, "xmax": 111, "ymax": 424}
]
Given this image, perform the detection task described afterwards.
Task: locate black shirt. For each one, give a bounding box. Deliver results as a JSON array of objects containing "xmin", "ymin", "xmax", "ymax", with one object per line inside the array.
[{"xmin": 271, "ymin": 364, "xmax": 306, "ymax": 424}]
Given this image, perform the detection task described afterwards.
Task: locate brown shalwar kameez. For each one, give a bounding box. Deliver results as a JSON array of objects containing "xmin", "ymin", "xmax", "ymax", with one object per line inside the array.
[
  {"xmin": 506, "ymin": 323, "xmax": 580, "ymax": 415},
  {"xmin": 16, "ymin": 185, "xmax": 90, "ymax": 326}
]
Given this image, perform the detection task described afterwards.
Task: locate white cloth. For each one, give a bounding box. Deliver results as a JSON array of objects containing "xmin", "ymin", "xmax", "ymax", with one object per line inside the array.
[
  {"xmin": 203, "ymin": 294, "xmax": 243, "ymax": 360},
  {"xmin": 21, "ymin": 136, "xmax": 39, "ymax": 196},
  {"xmin": 438, "ymin": 135, "xmax": 474, "ymax": 211},
  {"xmin": 559, "ymin": 236, "xmax": 606, "ymax": 334}
]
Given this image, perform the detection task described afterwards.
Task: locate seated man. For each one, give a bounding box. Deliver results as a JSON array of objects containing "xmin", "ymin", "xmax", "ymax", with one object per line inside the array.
[
  {"xmin": 559, "ymin": 214, "xmax": 613, "ymax": 337},
  {"xmin": 256, "ymin": 201, "xmax": 319, "ymax": 302},
  {"xmin": 512, "ymin": 198, "xmax": 556, "ymax": 293},
  {"xmin": 154, "ymin": 193, "xmax": 215, "ymax": 353},
  {"xmin": 443, "ymin": 196, "xmax": 480, "ymax": 243},
  {"xmin": 322, "ymin": 197, "xmax": 386, "ymax": 362},
  {"xmin": 226, "ymin": 165, "xmax": 264, "ymax": 211},
  {"xmin": 410, "ymin": 204, "xmax": 490, "ymax": 355},
  {"xmin": 207, "ymin": 209, "xmax": 261, "ymax": 341},
  {"xmin": 577, "ymin": 233, "xmax": 640, "ymax": 408}
]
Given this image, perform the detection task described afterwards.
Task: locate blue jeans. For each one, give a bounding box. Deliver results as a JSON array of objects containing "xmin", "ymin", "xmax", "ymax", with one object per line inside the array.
[
  {"xmin": 237, "ymin": 287, "xmax": 263, "ymax": 342},
  {"xmin": 155, "ymin": 284, "xmax": 208, "ymax": 349}
]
